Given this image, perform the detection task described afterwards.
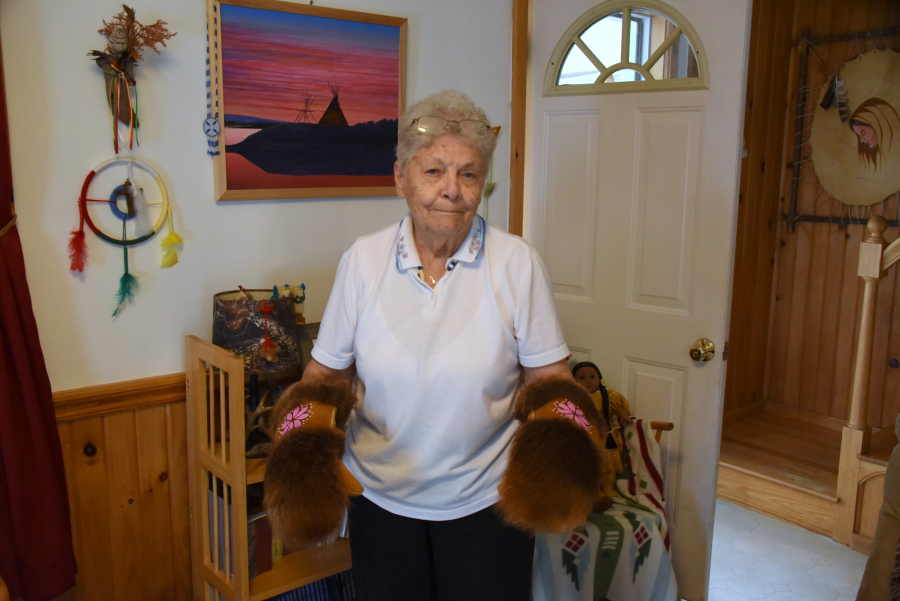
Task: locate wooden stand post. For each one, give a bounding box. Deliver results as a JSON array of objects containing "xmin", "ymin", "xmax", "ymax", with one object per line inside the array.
[{"xmin": 834, "ymin": 216, "xmax": 886, "ymax": 546}]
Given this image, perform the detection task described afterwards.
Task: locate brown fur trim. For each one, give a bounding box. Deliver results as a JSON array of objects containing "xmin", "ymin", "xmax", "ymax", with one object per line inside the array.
[
  {"xmin": 514, "ymin": 378, "xmax": 603, "ymax": 429},
  {"xmin": 264, "ymin": 426, "xmax": 349, "ymax": 549},
  {"xmin": 497, "ymin": 419, "xmax": 603, "ymax": 533},
  {"xmin": 269, "ymin": 379, "xmax": 357, "ymax": 438}
]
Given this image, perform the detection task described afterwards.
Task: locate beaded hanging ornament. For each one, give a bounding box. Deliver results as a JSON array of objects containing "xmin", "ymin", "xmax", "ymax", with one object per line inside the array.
[{"xmin": 68, "ymin": 158, "xmax": 182, "ymax": 316}]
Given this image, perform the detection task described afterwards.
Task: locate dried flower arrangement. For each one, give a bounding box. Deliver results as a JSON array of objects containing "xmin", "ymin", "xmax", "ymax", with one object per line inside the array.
[{"xmin": 88, "ymin": 5, "xmax": 176, "ymax": 153}]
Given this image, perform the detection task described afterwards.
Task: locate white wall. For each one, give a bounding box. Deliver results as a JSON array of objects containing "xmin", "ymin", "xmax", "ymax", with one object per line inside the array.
[{"xmin": 0, "ymin": 0, "xmax": 512, "ymax": 391}]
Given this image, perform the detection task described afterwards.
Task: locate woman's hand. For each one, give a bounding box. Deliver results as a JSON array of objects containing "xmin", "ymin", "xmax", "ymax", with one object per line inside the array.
[
  {"xmin": 522, "ymin": 358, "xmax": 575, "ymax": 385},
  {"xmin": 301, "ymin": 358, "xmax": 357, "ymax": 388}
]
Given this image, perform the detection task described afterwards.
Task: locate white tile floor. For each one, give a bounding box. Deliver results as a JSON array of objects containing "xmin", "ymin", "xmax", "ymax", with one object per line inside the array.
[{"xmin": 709, "ymin": 499, "xmax": 868, "ymax": 601}]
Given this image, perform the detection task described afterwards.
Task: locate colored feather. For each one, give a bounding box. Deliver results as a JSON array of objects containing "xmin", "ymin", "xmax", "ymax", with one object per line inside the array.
[
  {"xmin": 835, "ymin": 72, "xmax": 850, "ymax": 123},
  {"xmin": 129, "ymin": 182, "xmax": 153, "ymax": 237},
  {"xmin": 820, "ymin": 74, "xmax": 836, "ymax": 110},
  {"xmin": 112, "ymin": 271, "xmax": 139, "ymax": 316},
  {"xmin": 67, "ymin": 229, "xmax": 88, "ymax": 272},
  {"xmin": 160, "ymin": 230, "xmax": 183, "ymax": 250},
  {"xmin": 159, "ymin": 246, "xmax": 178, "ymax": 268}
]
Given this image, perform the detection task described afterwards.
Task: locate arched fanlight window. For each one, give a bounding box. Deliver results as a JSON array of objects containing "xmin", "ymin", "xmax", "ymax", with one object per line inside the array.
[{"xmin": 544, "ymin": 0, "xmax": 709, "ymax": 96}]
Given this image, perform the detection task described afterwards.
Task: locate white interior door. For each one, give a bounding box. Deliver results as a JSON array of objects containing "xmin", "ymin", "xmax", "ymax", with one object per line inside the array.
[{"xmin": 526, "ymin": 1, "xmax": 751, "ymax": 599}]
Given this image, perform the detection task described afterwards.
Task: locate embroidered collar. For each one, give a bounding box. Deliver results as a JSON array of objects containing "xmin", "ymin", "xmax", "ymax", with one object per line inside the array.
[{"xmin": 395, "ymin": 213, "xmax": 485, "ymax": 273}]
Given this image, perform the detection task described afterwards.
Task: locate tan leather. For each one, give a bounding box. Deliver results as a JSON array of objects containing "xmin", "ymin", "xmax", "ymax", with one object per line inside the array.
[{"xmin": 340, "ymin": 462, "xmax": 364, "ymax": 496}]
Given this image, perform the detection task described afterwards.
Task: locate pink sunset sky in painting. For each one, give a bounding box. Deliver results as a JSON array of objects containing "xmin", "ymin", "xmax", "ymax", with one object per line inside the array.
[{"xmin": 220, "ymin": 4, "xmax": 401, "ymax": 125}]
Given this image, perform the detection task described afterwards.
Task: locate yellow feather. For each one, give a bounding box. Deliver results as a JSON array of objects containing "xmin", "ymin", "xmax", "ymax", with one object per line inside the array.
[
  {"xmin": 160, "ymin": 247, "xmax": 179, "ymax": 268},
  {"xmin": 160, "ymin": 231, "xmax": 183, "ymax": 250}
]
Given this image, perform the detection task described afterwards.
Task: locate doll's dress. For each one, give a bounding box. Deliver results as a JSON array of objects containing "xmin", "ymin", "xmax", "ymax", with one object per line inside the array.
[{"xmin": 590, "ymin": 389, "xmax": 632, "ymax": 497}]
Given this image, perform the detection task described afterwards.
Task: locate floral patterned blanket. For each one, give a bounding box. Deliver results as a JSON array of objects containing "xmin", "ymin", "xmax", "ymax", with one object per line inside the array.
[{"xmin": 532, "ymin": 419, "xmax": 678, "ymax": 601}]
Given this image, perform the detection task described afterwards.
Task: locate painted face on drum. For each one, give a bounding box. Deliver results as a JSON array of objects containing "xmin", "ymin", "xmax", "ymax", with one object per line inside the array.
[{"xmin": 851, "ymin": 122, "xmax": 878, "ymax": 149}]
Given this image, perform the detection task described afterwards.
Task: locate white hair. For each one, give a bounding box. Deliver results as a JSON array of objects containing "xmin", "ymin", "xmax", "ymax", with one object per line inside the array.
[{"xmin": 396, "ymin": 90, "xmax": 496, "ymax": 172}]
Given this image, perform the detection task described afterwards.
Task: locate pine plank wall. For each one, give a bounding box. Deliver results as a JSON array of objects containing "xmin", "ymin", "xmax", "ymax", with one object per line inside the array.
[{"xmin": 725, "ymin": 0, "xmax": 900, "ymax": 430}]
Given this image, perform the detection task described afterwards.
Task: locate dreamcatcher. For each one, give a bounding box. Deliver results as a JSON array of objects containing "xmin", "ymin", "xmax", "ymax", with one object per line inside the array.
[{"xmin": 68, "ymin": 157, "xmax": 181, "ymax": 316}]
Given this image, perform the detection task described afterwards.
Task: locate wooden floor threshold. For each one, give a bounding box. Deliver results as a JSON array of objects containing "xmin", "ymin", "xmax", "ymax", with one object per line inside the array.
[{"xmin": 717, "ymin": 463, "xmax": 836, "ymax": 537}]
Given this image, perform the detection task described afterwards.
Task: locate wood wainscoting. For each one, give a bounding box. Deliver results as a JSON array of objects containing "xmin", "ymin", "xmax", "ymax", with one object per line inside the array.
[{"xmin": 55, "ymin": 373, "xmax": 191, "ymax": 601}]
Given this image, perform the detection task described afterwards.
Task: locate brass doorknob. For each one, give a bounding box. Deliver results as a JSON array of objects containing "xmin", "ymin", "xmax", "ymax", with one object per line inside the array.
[{"xmin": 690, "ymin": 338, "xmax": 715, "ymax": 362}]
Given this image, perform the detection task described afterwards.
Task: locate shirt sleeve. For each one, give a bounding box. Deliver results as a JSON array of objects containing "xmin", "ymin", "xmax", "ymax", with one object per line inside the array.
[
  {"xmin": 311, "ymin": 248, "xmax": 360, "ymax": 369},
  {"xmin": 514, "ymin": 248, "xmax": 570, "ymax": 368}
]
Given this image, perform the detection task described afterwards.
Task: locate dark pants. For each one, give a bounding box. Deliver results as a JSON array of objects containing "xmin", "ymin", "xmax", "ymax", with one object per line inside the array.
[{"xmin": 348, "ymin": 495, "xmax": 535, "ymax": 601}]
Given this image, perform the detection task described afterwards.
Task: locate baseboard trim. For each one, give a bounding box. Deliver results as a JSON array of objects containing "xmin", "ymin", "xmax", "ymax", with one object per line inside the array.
[
  {"xmin": 762, "ymin": 402, "xmax": 847, "ymax": 432},
  {"xmin": 53, "ymin": 373, "xmax": 186, "ymax": 422}
]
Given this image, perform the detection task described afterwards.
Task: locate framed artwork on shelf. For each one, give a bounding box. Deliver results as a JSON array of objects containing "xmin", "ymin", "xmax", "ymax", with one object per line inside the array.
[{"xmin": 208, "ymin": 0, "xmax": 407, "ymax": 200}]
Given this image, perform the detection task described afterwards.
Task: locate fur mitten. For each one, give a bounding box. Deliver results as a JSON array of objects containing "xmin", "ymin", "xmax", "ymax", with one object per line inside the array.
[
  {"xmin": 497, "ymin": 378, "xmax": 605, "ymax": 533},
  {"xmin": 264, "ymin": 379, "xmax": 362, "ymax": 550}
]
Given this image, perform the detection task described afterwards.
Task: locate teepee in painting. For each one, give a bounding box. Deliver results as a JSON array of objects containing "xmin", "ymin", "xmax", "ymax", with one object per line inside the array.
[{"xmin": 318, "ymin": 82, "xmax": 349, "ymax": 127}]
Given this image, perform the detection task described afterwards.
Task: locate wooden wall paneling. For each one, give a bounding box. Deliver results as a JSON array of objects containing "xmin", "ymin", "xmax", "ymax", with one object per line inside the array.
[
  {"xmin": 763, "ymin": 0, "xmax": 805, "ymax": 406},
  {"xmin": 780, "ymin": 0, "xmax": 818, "ymax": 411},
  {"xmin": 103, "ymin": 412, "xmax": 146, "ymax": 599},
  {"xmin": 54, "ymin": 375, "xmax": 192, "ymax": 601},
  {"xmin": 56, "ymin": 423, "xmax": 84, "ymax": 601},
  {"xmin": 764, "ymin": 0, "xmax": 900, "ymax": 427},
  {"xmin": 753, "ymin": 0, "xmax": 796, "ymax": 408},
  {"xmin": 67, "ymin": 416, "xmax": 115, "ymax": 601},
  {"xmin": 782, "ymin": 220, "xmax": 815, "ymax": 409},
  {"xmin": 135, "ymin": 406, "xmax": 177, "ymax": 600},
  {"xmin": 724, "ymin": 0, "xmax": 796, "ymax": 415},
  {"xmin": 741, "ymin": 0, "xmax": 778, "ymax": 408},
  {"xmin": 723, "ymin": 0, "xmax": 766, "ymax": 415},
  {"xmin": 814, "ymin": 224, "xmax": 849, "ymax": 416},
  {"xmin": 752, "ymin": 0, "xmax": 796, "ymax": 406},
  {"xmin": 53, "ymin": 374, "xmax": 186, "ymax": 423},
  {"xmin": 797, "ymin": 0, "xmax": 836, "ymax": 416},
  {"xmin": 831, "ymin": 229, "xmax": 864, "ymax": 420},
  {"xmin": 165, "ymin": 402, "xmax": 193, "ymax": 601}
]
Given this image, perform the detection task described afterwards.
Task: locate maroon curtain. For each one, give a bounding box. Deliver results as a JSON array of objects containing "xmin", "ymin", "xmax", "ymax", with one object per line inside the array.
[{"xmin": 0, "ymin": 29, "xmax": 78, "ymax": 601}]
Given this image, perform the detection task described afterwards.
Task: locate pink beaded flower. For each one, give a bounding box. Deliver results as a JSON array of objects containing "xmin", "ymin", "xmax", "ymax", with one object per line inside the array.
[
  {"xmin": 279, "ymin": 404, "xmax": 312, "ymax": 436},
  {"xmin": 553, "ymin": 400, "xmax": 591, "ymax": 432}
]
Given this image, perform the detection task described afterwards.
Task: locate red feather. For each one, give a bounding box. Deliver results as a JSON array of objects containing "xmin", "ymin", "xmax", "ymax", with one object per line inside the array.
[{"xmin": 68, "ymin": 229, "xmax": 87, "ymax": 272}]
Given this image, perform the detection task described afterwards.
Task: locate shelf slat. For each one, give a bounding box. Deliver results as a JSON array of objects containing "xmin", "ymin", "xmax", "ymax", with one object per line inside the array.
[
  {"xmin": 247, "ymin": 457, "xmax": 266, "ymax": 485},
  {"xmin": 249, "ymin": 538, "xmax": 352, "ymax": 601}
]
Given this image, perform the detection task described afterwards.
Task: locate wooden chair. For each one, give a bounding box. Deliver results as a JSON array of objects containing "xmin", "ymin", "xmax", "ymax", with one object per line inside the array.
[{"xmin": 650, "ymin": 421, "xmax": 674, "ymax": 443}]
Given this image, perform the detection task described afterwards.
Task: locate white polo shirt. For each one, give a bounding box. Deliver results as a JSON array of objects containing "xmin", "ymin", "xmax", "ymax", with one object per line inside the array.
[{"xmin": 312, "ymin": 214, "xmax": 568, "ymax": 520}]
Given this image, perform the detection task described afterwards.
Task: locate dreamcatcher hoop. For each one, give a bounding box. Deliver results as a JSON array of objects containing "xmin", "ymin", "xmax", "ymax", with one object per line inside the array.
[{"xmin": 79, "ymin": 157, "xmax": 169, "ymax": 245}]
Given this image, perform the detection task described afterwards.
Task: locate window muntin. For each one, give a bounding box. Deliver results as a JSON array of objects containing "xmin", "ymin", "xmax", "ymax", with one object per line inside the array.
[{"xmin": 546, "ymin": 1, "xmax": 707, "ymax": 95}]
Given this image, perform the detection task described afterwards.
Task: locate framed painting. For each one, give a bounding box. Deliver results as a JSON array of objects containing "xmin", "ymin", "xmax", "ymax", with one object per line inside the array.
[{"xmin": 207, "ymin": 0, "xmax": 407, "ymax": 200}]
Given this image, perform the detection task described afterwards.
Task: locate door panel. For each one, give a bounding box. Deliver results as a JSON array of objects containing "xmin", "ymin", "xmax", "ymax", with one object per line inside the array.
[
  {"xmin": 630, "ymin": 107, "xmax": 702, "ymax": 313},
  {"xmin": 527, "ymin": 1, "xmax": 751, "ymax": 598},
  {"xmin": 623, "ymin": 357, "xmax": 686, "ymax": 523},
  {"xmin": 543, "ymin": 111, "xmax": 602, "ymax": 300}
]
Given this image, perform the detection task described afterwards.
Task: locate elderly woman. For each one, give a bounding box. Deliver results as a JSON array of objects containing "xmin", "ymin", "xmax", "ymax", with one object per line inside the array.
[{"xmin": 302, "ymin": 90, "xmax": 573, "ymax": 600}]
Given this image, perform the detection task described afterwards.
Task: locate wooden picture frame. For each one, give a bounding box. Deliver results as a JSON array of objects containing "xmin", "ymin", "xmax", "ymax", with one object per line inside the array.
[{"xmin": 208, "ymin": 0, "xmax": 407, "ymax": 201}]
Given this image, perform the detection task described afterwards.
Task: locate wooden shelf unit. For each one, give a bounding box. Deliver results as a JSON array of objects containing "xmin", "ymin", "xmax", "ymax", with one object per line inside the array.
[{"xmin": 185, "ymin": 336, "xmax": 351, "ymax": 600}]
